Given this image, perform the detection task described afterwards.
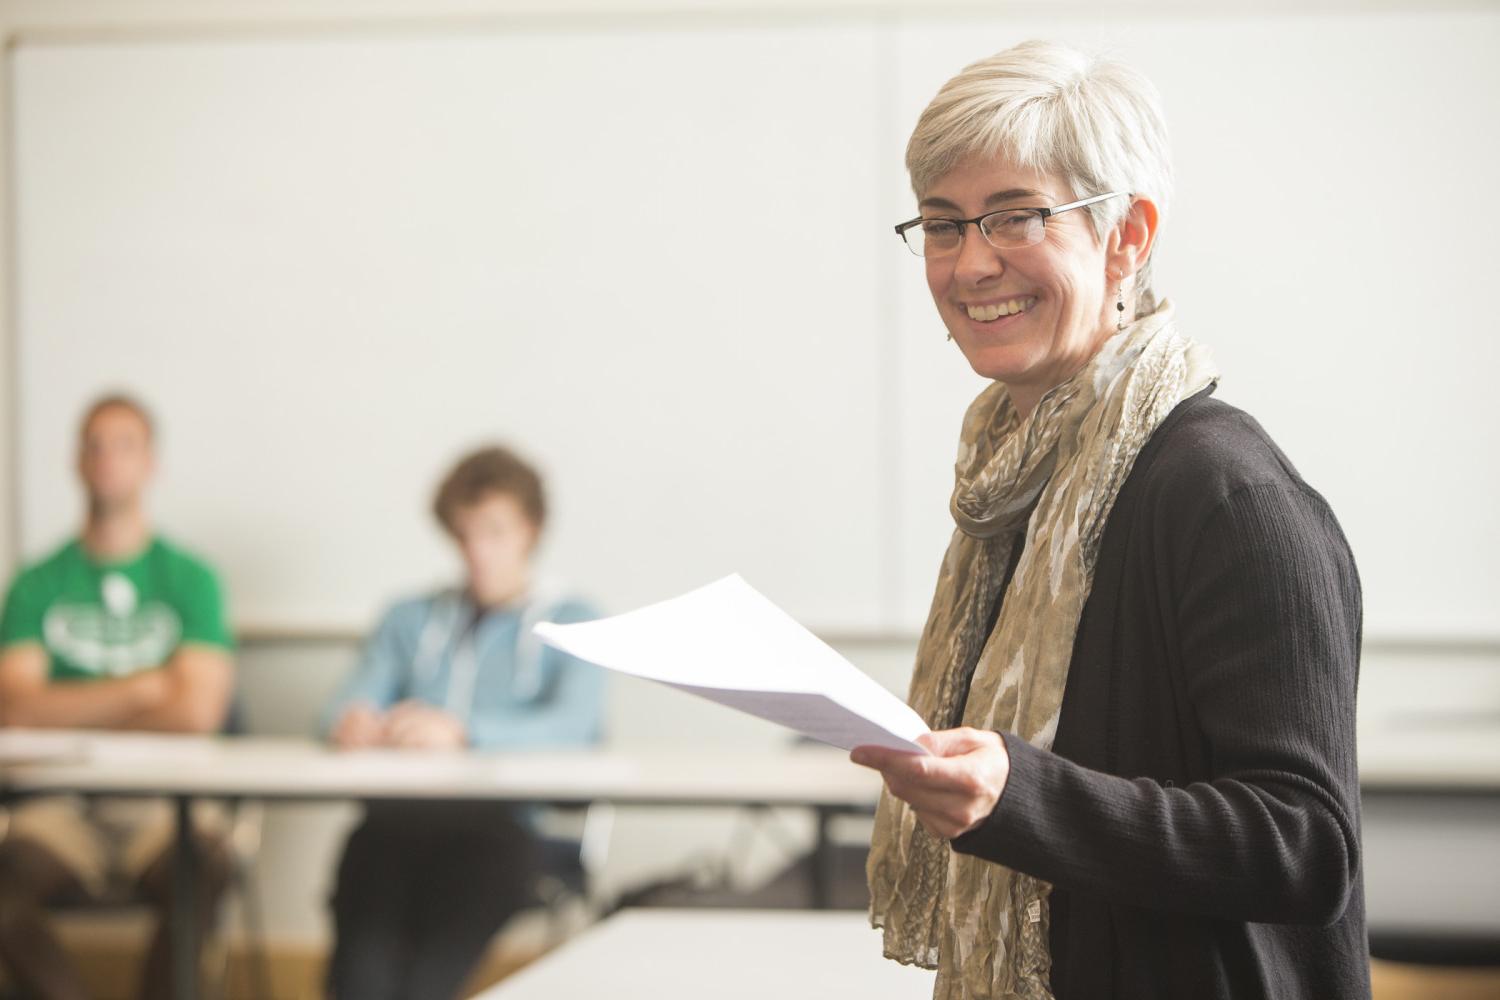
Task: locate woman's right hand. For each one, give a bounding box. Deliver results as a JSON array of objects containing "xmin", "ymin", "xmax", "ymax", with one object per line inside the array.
[{"xmin": 852, "ymin": 727, "xmax": 1011, "ymax": 839}]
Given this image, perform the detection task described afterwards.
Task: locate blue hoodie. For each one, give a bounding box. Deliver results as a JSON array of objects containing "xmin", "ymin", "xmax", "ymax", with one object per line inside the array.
[{"xmin": 320, "ymin": 589, "xmax": 605, "ymax": 749}]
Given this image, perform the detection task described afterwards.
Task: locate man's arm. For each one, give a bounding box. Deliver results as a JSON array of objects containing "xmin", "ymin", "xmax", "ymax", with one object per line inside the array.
[
  {"xmin": 120, "ymin": 643, "xmax": 234, "ymax": 734},
  {"xmin": 0, "ymin": 642, "xmax": 169, "ymax": 729}
]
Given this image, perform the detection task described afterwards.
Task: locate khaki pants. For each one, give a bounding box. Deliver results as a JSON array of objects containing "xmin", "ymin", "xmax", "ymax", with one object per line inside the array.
[{"xmin": 2, "ymin": 796, "xmax": 227, "ymax": 898}]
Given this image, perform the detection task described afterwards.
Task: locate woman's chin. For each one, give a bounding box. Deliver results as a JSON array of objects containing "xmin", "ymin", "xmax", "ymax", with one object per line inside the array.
[{"xmin": 956, "ymin": 342, "xmax": 1044, "ymax": 385}]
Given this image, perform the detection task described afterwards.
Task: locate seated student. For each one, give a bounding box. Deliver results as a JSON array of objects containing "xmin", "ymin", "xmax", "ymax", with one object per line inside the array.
[
  {"xmin": 0, "ymin": 395, "xmax": 235, "ymax": 1000},
  {"xmin": 321, "ymin": 444, "xmax": 604, "ymax": 1000}
]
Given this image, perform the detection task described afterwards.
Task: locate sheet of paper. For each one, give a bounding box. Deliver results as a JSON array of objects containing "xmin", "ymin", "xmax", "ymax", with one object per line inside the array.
[{"xmin": 534, "ymin": 575, "xmax": 928, "ymax": 753}]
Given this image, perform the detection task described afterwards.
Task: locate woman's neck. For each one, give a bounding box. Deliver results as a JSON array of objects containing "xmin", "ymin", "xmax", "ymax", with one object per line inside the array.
[
  {"xmin": 1009, "ymin": 386, "xmax": 1044, "ymax": 421},
  {"xmin": 1009, "ymin": 311, "xmax": 1138, "ymax": 420}
]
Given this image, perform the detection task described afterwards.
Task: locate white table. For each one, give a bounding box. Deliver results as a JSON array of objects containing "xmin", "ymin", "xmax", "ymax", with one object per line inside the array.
[
  {"xmin": 0, "ymin": 732, "xmax": 883, "ymax": 1000},
  {"xmin": 475, "ymin": 909, "xmax": 934, "ymax": 999},
  {"xmin": 4, "ymin": 726, "xmax": 1496, "ymax": 998},
  {"xmin": 1358, "ymin": 723, "xmax": 1500, "ymax": 794},
  {"xmin": 0, "ymin": 731, "xmax": 883, "ymax": 806},
  {"xmin": 3, "ymin": 720, "xmax": 1487, "ymax": 800},
  {"xmin": 1356, "ymin": 720, "xmax": 1500, "ymax": 965},
  {"xmin": 0, "ymin": 732, "xmax": 882, "ymax": 912}
]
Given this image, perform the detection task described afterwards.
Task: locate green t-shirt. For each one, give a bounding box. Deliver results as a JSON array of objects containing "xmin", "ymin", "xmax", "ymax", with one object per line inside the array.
[{"xmin": 0, "ymin": 537, "xmax": 232, "ymax": 682}]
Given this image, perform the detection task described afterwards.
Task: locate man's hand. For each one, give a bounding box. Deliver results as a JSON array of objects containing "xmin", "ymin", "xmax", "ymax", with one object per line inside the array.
[
  {"xmin": 851, "ymin": 728, "xmax": 1011, "ymax": 839},
  {"xmin": 330, "ymin": 702, "xmax": 386, "ymax": 750},
  {"xmin": 381, "ymin": 700, "xmax": 467, "ymax": 750}
]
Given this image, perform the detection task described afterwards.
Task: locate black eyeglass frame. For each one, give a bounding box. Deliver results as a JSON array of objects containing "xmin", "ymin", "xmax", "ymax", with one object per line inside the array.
[{"xmin": 893, "ymin": 191, "xmax": 1129, "ymax": 256}]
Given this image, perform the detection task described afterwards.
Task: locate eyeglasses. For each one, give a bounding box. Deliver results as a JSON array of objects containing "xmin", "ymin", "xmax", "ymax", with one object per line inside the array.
[{"xmin": 894, "ymin": 192, "xmax": 1127, "ymax": 258}]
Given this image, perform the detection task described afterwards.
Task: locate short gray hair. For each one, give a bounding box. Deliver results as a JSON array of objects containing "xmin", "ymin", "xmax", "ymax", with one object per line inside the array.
[{"xmin": 906, "ymin": 40, "xmax": 1173, "ymax": 315}]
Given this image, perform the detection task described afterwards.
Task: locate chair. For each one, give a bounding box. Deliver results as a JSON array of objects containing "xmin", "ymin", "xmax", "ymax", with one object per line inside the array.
[
  {"xmin": 528, "ymin": 801, "xmax": 615, "ymax": 932},
  {"xmin": 457, "ymin": 801, "xmax": 616, "ymax": 997}
]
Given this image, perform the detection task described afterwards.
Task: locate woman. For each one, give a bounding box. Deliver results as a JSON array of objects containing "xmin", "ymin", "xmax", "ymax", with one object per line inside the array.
[
  {"xmin": 851, "ymin": 41, "xmax": 1367, "ymax": 1000},
  {"xmin": 321, "ymin": 445, "xmax": 604, "ymax": 1000}
]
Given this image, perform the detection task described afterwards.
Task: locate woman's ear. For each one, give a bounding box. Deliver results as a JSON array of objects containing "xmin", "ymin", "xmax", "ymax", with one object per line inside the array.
[{"xmin": 1107, "ymin": 196, "xmax": 1159, "ymax": 281}]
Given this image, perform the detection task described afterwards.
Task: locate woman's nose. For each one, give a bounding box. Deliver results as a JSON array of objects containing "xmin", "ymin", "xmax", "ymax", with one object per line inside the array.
[{"xmin": 953, "ymin": 224, "xmax": 1005, "ymax": 284}]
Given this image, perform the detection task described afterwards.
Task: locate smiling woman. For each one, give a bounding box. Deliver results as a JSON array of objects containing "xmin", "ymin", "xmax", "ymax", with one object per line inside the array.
[
  {"xmin": 852, "ymin": 40, "xmax": 1369, "ymax": 1000},
  {"xmin": 911, "ymin": 159, "xmax": 1154, "ymax": 415}
]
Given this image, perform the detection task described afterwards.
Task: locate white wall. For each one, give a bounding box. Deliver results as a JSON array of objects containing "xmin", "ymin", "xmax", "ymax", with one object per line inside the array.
[{"xmin": 8, "ymin": 3, "xmax": 1499, "ymax": 640}]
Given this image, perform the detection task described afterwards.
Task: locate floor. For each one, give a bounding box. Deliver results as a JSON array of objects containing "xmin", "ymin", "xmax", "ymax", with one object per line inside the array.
[{"xmin": 3, "ymin": 911, "xmax": 1497, "ymax": 999}]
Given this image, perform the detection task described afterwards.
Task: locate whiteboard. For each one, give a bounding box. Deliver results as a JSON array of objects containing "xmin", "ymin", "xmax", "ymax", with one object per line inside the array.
[
  {"xmin": 13, "ymin": 25, "xmax": 888, "ymax": 632},
  {"xmin": 12, "ymin": 10, "xmax": 1499, "ymax": 638}
]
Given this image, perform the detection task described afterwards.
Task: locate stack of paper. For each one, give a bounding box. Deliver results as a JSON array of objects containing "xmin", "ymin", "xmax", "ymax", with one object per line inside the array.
[{"xmin": 534, "ymin": 575, "xmax": 928, "ymax": 753}]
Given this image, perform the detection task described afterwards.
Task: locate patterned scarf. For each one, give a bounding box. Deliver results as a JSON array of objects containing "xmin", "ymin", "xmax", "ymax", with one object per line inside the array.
[{"xmin": 867, "ymin": 302, "xmax": 1218, "ymax": 999}]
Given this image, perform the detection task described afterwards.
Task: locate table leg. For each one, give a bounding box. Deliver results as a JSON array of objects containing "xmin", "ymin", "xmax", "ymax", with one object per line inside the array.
[
  {"xmin": 171, "ymin": 795, "xmax": 198, "ymax": 1000},
  {"xmin": 812, "ymin": 806, "xmax": 834, "ymax": 909}
]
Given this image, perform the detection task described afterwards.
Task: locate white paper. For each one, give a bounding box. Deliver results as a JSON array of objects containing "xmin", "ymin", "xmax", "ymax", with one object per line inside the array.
[{"xmin": 533, "ymin": 575, "xmax": 929, "ymax": 753}]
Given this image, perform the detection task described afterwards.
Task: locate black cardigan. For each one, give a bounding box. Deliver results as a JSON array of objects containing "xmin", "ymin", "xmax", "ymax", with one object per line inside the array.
[{"xmin": 950, "ymin": 388, "xmax": 1371, "ymax": 999}]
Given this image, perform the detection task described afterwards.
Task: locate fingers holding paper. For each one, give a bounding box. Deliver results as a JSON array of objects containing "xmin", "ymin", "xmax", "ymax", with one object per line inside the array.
[{"xmin": 851, "ymin": 727, "xmax": 1011, "ymax": 840}]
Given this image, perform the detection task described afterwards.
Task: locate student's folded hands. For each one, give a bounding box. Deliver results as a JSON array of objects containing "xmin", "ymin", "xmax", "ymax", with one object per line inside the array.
[{"xmin": 381, "ymin": 699, "xmax": 468, "ymax": 750}]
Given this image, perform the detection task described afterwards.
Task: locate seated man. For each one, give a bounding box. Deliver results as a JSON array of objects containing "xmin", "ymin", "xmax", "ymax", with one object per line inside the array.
[
  {"xmin": 322, "ymin": 444, "xmax": 604, "ymax": 1000},
  {"xmin": 0, "ymin": 395, "xmax": 235, "ymax": 1000}
]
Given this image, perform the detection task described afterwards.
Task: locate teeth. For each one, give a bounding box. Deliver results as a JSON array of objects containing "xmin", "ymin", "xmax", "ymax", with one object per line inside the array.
[{"xmin": 965, "ymin": 297, "xmax": 1035, "ymax": 322}]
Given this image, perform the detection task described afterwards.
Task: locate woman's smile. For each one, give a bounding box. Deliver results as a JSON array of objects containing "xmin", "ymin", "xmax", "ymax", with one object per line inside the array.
[{"xmin": 962, "ymin": 295, "xmax": 1039, "ymax": 326}]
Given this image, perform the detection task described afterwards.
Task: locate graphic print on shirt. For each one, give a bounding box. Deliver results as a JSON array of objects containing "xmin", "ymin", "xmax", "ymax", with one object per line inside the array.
[{"xmin": 42, "ymin": 571, "xmax": 181, "ymax": 677}]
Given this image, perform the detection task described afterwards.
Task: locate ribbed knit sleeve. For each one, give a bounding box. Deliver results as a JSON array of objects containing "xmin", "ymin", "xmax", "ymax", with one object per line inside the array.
[{"xmin": 951, "ymin": 482, "xmax": 1363, "ymax": 926}]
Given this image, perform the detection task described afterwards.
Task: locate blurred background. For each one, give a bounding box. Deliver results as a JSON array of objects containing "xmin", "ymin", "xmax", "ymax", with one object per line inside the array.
[{"xmin": 1, "ymin": 0, "xmax": 1496, "ymax": 997}]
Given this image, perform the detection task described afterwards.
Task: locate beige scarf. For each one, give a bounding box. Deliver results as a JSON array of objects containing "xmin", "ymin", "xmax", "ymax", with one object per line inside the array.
[{"xmin": 867, "ymin": 302, "xmax": 1217, "ymax": 999}]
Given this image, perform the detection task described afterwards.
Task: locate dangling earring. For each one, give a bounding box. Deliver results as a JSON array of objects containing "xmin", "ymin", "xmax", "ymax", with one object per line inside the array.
[
  {"xmin": 946, "ymin": 331, "xmax": 953, "ymax": 342},
  {"xmin": 1116, "ymin": 282, "xmax": 1127, "ymax": 330}
]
